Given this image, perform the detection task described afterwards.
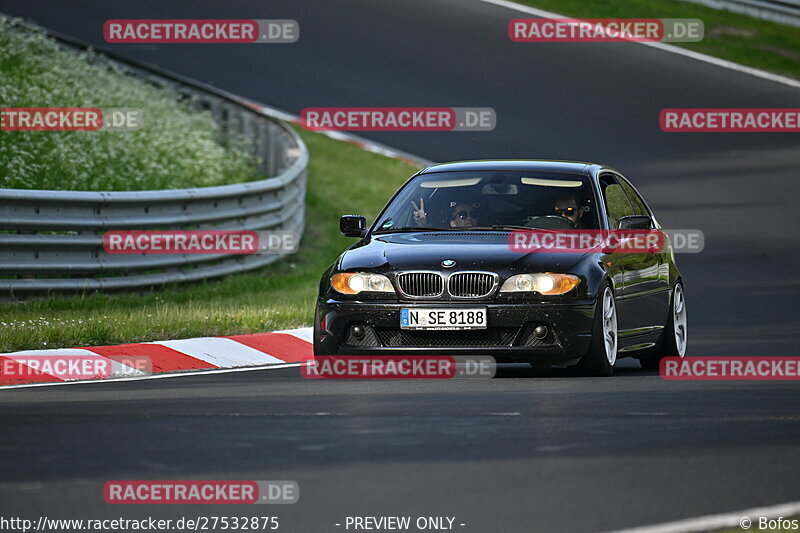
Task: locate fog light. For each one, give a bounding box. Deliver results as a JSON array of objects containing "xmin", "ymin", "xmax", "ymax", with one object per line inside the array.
[
  {"xmin": 350, "ymin": 325, "xmax": 365, "ymax": 339},
  {"xmin": 533, "ymin": 325, "xmax": 548, "ymax": 339}
]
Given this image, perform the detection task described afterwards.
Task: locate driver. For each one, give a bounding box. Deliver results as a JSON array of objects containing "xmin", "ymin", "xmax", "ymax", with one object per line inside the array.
[{"xmin": 553, "ymin": 193, "xmax": 586, "ymax": 228}]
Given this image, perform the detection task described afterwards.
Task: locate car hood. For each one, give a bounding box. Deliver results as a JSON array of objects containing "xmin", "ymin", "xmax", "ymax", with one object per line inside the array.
[{"xmin": 339, "ymin": 232, "xmax": 592, "ymax": 273}]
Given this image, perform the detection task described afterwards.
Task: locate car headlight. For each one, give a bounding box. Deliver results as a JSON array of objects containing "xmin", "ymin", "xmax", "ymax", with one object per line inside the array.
[
  {"xmin": 331, "ymin": 272, "xmax": 395, "ymax": 295},
  {"xmin": 500, "ymin": 273, "xmax": 580, "ymax": 295}
]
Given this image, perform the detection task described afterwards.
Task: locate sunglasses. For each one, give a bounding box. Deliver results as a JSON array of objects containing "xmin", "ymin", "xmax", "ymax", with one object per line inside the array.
[
  {"xmin": 453, "ymin": 210, "xmax": 475, "ymax": 220},
  {"xmin": 555, "ymin": 207, "xmax": 579, "ymax": 216}
]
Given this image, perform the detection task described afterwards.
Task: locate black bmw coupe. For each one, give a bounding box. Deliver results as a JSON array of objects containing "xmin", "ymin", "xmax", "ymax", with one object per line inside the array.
[{"xmin": 314, "ymin": 160, "xmax": 687, "ymax": 376}]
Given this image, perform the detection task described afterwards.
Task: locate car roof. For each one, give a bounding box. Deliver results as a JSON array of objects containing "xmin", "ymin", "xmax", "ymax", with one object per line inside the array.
[{"xmin": 418, "ymin": 159, "xmax": 606, "ymax": 176}]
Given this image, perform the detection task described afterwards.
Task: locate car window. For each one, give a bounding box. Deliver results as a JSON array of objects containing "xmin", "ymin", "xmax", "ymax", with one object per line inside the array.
[
  {"xmin": 600, "ymin": 174, "xmax": 635, "ymax": 229},
  {"xmin": 372, "ymin": 171, "xmax": 600, "ymax": 231},
  {"xmin": 618, "ymin": 178, "xmax": 650, "ymax": 217}
]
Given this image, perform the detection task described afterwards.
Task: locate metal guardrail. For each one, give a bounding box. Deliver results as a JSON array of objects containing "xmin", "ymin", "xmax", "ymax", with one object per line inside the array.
[
  {"xmin": 681, "ymin": 0, "xmax": 800, "ymax": 27},
  {"xmin": 0, "ymin": 22, "xmax": 308, "ymax": 293}
]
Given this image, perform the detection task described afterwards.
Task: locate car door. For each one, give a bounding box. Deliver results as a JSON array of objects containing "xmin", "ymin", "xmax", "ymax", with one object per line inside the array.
[
  {"xmin": 599, "ymin": 173, "xmax": 661, "ymax": 341},
  {"xmin": 617, "ymin": 175, "xmax": 671, "ymax": 332}
]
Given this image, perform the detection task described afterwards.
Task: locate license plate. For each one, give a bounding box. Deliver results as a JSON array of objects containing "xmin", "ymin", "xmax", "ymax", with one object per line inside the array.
[{"xmin": 400, "ymin": 308, "xmax": 487, "ymax": 330}]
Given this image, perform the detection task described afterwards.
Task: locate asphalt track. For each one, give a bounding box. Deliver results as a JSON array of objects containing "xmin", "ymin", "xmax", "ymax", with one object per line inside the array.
[{"xmin": 1, "ymin": 0, "xmax": 800, "ymax": 531}]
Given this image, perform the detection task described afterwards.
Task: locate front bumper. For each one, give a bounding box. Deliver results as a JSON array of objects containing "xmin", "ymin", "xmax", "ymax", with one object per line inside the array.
[{"xmin": 315, "ymin": 299, "xmax": 596, "ymax": 365}]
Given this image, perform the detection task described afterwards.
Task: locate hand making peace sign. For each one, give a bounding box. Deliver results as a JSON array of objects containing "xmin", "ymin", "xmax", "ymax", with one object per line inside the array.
[{"xmin": 411, "ymin": 197, "xmax": 427, "ymax": 226}]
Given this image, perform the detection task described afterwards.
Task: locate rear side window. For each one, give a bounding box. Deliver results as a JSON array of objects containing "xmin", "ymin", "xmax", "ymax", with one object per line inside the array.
[
  {"xmin": 599, "ymin": 174, "xmax": 635, "ymax": 229},
  {"xmin": 618, "ymin": 178, "xmax": 650, "ymax": 217}
]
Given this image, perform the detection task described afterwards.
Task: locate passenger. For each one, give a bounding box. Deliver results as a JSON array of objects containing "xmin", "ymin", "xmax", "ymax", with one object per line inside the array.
[
  {"xmin": 449, "ymin": 203, "xmax": 478, "ymax": 227},
  {"xmin": 411, "ymin": 198, "xmax": 479, "ymax": 227}
]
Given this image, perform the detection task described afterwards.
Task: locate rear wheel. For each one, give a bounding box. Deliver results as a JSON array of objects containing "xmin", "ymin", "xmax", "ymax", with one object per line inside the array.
[
  {"xmin": 640, "ymin": 281, "xmax": 687, "ymax": 369},
  {"xmin": 573, "ymin": 284, "xmax": 617, "ymax": 377}
]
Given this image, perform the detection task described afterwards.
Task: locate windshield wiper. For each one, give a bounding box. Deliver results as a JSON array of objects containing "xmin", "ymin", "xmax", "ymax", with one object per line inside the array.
[
  {"xmin": 469, "ymin": 225, "xmax": 533, "ymax": 231},
  {"xmin": 372, "ymin": 226, "xmax": 459, "ymax": 234},
  {"xmin": 373, "ymin": 225, "xmax": 537, "ymax": 234}
]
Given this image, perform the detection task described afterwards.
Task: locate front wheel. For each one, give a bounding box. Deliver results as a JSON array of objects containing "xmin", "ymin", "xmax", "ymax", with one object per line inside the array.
[
  {"xmin": 313, "ymin": 307, "xmax": 333, "ymax": 356},
  {"xmin": 640, "ymin": 281, "xmax": 687, "ymax": 369},
  {"xmin": 573, "ymin": 284, "xmax": 617, "ymax": 377}
]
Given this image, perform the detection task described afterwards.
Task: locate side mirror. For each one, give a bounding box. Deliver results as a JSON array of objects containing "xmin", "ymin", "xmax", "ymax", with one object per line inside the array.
[
  {"xmin": 618, "ymin": 215, "xmax": 653, "ymax": 230},
  {"xmin": 340, "ymin": 215, "xmax": 367, "ymax": 237}
]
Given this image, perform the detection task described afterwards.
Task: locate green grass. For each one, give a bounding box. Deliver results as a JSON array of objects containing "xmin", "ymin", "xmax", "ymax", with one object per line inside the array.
[
  {"xmin": 515, "ymin": 0, "xmax": 800, "ymax": 79},
  {"xmin": 0, "ymin": 18, "xmax": 260, "ymax": 191},
  {"xmin": 0, "ymin": 128, "xmax": 419, "ymax": 352}
]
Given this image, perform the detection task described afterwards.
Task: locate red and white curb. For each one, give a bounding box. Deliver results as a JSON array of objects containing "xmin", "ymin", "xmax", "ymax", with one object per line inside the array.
[{"xmin": 0, "ymin": 327, "xmax": 314, "ymax": 389}]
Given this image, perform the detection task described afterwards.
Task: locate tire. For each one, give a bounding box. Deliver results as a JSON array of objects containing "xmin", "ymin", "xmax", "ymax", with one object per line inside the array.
[
  {"xmin": 312, "ymin": 307, "xmax": 330, "ymax": 356},
  {"xmin": 573, "ymin": 283, "xmax": 617, "ymax": 377},
  {"xmin": 640, "ymin": 281, "xmax": 687, "ymax": 369}
]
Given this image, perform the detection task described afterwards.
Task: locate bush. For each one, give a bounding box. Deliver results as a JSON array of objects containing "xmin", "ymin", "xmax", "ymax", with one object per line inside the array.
[{"xmin": 0, "ymin": 19, "xmax": 261, "ymax": 191}]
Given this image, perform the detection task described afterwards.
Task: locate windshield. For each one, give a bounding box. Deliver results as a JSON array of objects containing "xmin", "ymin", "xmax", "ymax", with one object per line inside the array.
[{"xmin": 373, "ymin": 171, "xmax": 600, "ymax": 232}]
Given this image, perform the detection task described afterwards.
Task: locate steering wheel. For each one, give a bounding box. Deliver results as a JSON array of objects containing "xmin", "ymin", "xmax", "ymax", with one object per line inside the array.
[{"xmin": 523, "ymin": 215, "xmax": 576, "ymax": 230}]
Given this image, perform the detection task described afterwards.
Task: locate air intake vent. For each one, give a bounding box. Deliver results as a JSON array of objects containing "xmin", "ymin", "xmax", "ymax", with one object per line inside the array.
[
  {"xmin": 396, "ymin": 272, "xmax": 444, "ymax": 298},
  {"xmin": 376, "ymin": 327, "xmax": 518, "ymax": 347},
  {"xmin": 448, "ymin": 272, "xmax": 497, "ymax": 298}
]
